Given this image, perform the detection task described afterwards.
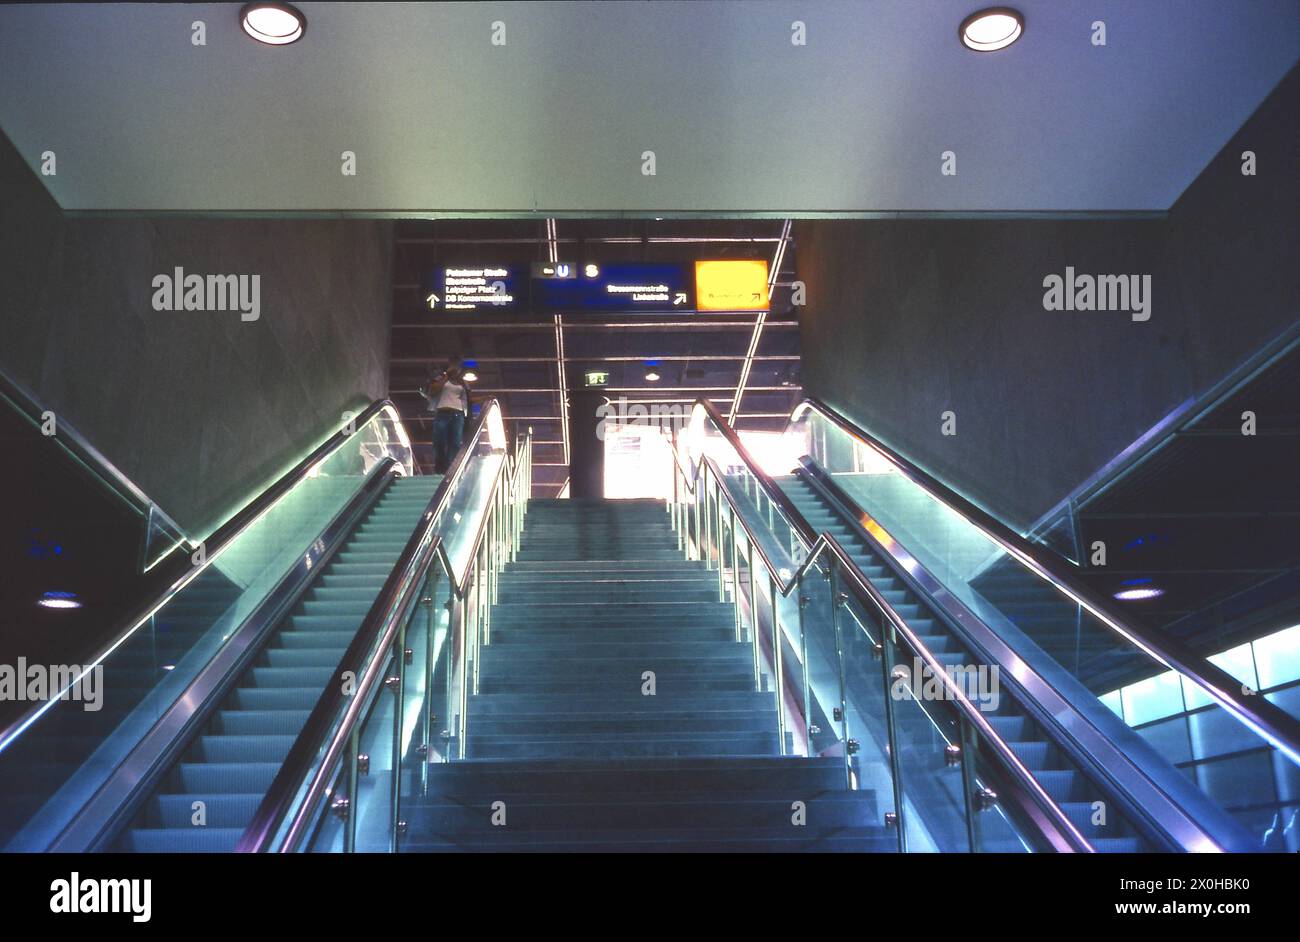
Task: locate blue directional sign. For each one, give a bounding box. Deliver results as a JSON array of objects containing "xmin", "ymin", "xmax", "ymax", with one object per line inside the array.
[
  {"xmin": 426, "ymin": 262, "xmax": 698, "ymax": 314},
  {"xmin": 533, "ymin": 263, "xmax": 694, "ymax": 312}
]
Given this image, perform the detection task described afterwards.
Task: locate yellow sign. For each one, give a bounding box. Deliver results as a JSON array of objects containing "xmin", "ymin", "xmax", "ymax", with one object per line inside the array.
[{"xmin": 694, "ymin": 260, "xmax": 770, "ymax": 312}]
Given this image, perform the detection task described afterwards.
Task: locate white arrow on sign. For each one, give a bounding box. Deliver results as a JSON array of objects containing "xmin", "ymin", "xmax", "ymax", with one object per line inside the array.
[
  {"xmin": 426, "ymin": 293, "xmax": 440, "ymax": 308},
  {"xmin": 673, "ymin": 292, "xmax": 687, "ymax": 305}
]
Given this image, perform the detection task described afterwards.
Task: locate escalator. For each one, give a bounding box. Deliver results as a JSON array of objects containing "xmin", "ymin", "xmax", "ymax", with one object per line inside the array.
[
  {"xmin": 777, "ymin": 475, "xmax": 1146, "ymax": 850},
  {"xmin": 750, "ymin": 397, "xmax": 1300, "ymax": 852},
  {"xmin": 0, "ymin": 398, "xmax": 520, "ymax": 852},
  {"xmin": 116, "ymin": 475, "xmax": 442, "ymax": 851}
]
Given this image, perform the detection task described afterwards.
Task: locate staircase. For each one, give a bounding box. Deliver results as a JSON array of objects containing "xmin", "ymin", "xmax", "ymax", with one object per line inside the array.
[
  {"xmin": 776, "ymin": 475, "xmax": 1146, "ymax": 851},
  {"xmin": 405, "ymin": 498, "xmax": 893, "ymax": 852},
  {"xmin": 116, "ymin": 474, "xmax": 443, "ymax": 851}
]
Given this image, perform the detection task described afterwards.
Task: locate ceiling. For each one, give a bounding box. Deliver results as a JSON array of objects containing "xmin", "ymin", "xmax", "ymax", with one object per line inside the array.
[
  {"xmin": 387, "ymin": 218, "xmax": 802, "ymax": 492},
  {"xmin": 0, "ymin": 2, "xmax": 1296, "ymax": 213}
]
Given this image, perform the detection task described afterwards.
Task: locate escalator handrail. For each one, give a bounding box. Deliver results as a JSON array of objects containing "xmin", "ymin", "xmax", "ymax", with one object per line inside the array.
[
  {"xmin": 0, "ymin": 397, "xmax": 409, "ymax": 758},
  {"xmin": 668, "ymin": 404, "xmax": 1094, "ymax": 851},
  {"xmin": 237, "ymin": 400, "xmax": 520, "ymax": 851},
  {"xmin": 791, "ymin": 396, "xmax": 1300, "ymax": 767},
  {"xmin": 0, "ymin": 364, "xmax": 190, "ymax": 562}
]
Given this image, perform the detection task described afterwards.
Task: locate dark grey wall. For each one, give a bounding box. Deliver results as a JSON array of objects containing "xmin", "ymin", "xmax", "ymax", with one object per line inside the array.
[
  {"xmin": 0, "ymin": 133, "xmax": 393, "ymax": 536},
  {"xmin": 796, "ymin": 67, "xmax": 1299, "ymax": 531}
]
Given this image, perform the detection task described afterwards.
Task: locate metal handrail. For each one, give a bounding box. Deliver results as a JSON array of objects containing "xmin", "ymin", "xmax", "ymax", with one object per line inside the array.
[
  {"xmin": 668, "ymin": 399, "xmax": 1093, "ymax": 851},
  {"xmin": 0, "ymin": 397, "xmax": 408, "ymax": 758},
  {"xmin": 791, "ymin": 396, "xmax": 1300, "ymax": 767},
  {"xmin": 670, "ymin": 403, "xmax": 815, "ymax": 594},
  {"xmin": 0, "ymin": 365, "xmax": 190, "ymax": 568},
  {"xmin": 238, "ymin": 400, "xmax": 526, "ymax": 852}
]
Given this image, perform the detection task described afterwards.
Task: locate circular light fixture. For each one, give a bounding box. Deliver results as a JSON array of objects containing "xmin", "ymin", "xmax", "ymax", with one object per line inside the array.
[
  {"xmin": 241, "ymin": 3, "xmax": 306, "ymax": 46},
  {"xmin": 1114, "ymin": 586, "xmax": 1164, "ymax": 601},
  {"xmin": 644, "ymin": 369, "xmax": 661, "ymax": 382},
  {"xmin": 960, "ymin": 7, "xmax": 1023, "ymax": 52},
  {"xmin": 461, "ymin": 370, "xmax": 479, "ymax": 383},
  {"xmin": 38, "ymin": 590, "xmax": 81, "ymax": 610}
]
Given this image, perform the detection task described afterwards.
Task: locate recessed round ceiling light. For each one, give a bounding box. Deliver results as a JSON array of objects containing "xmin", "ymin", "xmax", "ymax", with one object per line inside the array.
[
  {"xmin": 461, "ymin": 370, "xmax": 479, "ymax": 383},
  {"xmin": 960, "ymin": 7, "xmax": 1023, "ymax": 52},
  {"xmin": 644, "ymin": 369, "xmax": 661, "ymax": 382},
  {"xmin": 241, "ymin": 3, "xmax": 306, "ymax": 46},
  {"xmin": 38, "ymin": 590, "xmax": 81, "ymax": 610},
  {"xmin": 1114, "ymin": 586, "xmax": 1164, "ymax": 601}
]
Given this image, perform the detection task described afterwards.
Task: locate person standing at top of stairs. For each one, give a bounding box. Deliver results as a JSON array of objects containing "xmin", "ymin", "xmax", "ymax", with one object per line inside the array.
[{"xmin": 423, "ymin": 361, "xmax": 472, "ymax": 474}]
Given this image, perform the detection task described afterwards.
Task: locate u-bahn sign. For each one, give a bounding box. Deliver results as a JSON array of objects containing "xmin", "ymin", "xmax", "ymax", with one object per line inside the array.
[{"xmin": 532, "ymin": 263, "xmax": 694, "ymax": 313}]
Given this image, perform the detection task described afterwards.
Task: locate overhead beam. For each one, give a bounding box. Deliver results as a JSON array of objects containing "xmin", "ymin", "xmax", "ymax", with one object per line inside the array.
[
  {"xmin": 392, "ymin": 355, "xmax": 798, "ymax": 363},
  {"xmin": 393, "ymin": 385, "xmax": 801, "ymax": 395},
  {"xmin": 391, "ymin": 319, "xmax": 799, "ymax": 329},
  {"xmin": 395, "ymin": 235, "xmax": 786, "ymax": 245}
]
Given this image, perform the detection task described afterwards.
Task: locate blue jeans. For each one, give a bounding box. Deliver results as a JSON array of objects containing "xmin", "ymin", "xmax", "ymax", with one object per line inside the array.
[{"xmin": 432, "ymin": 409, "xmax": 465, "ymax": 473}]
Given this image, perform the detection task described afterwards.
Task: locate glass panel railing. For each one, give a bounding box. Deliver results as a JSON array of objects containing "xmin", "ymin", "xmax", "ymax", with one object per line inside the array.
[
  {"xmin": 783, "ymin": 399, "xmax": 1300, "ymax": 850},
  {"xmin": 667, "ymin": 414, "xmax": 909, "ymax": 851},
  {"xmin": 299, "ymin": 570, "xmax": 440, "ymax": 855},
  {"xmin": 795, "ymin": 560, "xmax": 850, "ymax": 762},
  {"xmin": 353, "ymin": 646, "xmax": 402, "ymax": 852},
  {"xmin": 0, "ymin": 403, "xmax": 413, "ymax": 850},
  {"xmin": 684, "ymin": 403, "xmax": 801, "ymax": 580},
  {"xmin": 833, "ymin": 585, "xmax": 900, "ymax": 843}
]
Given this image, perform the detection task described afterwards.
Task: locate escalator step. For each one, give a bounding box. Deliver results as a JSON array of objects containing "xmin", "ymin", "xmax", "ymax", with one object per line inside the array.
[
  {"xmin": 214, "ymin": 710, "xmax": 313, "ymax": 735},
  {"xmin": 119, "ymin": 828, "xmax": 245, "ymax": 853},
  {"xmin": 193, "ymin": 735, "xmax": 298, "ymax": 763}
]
